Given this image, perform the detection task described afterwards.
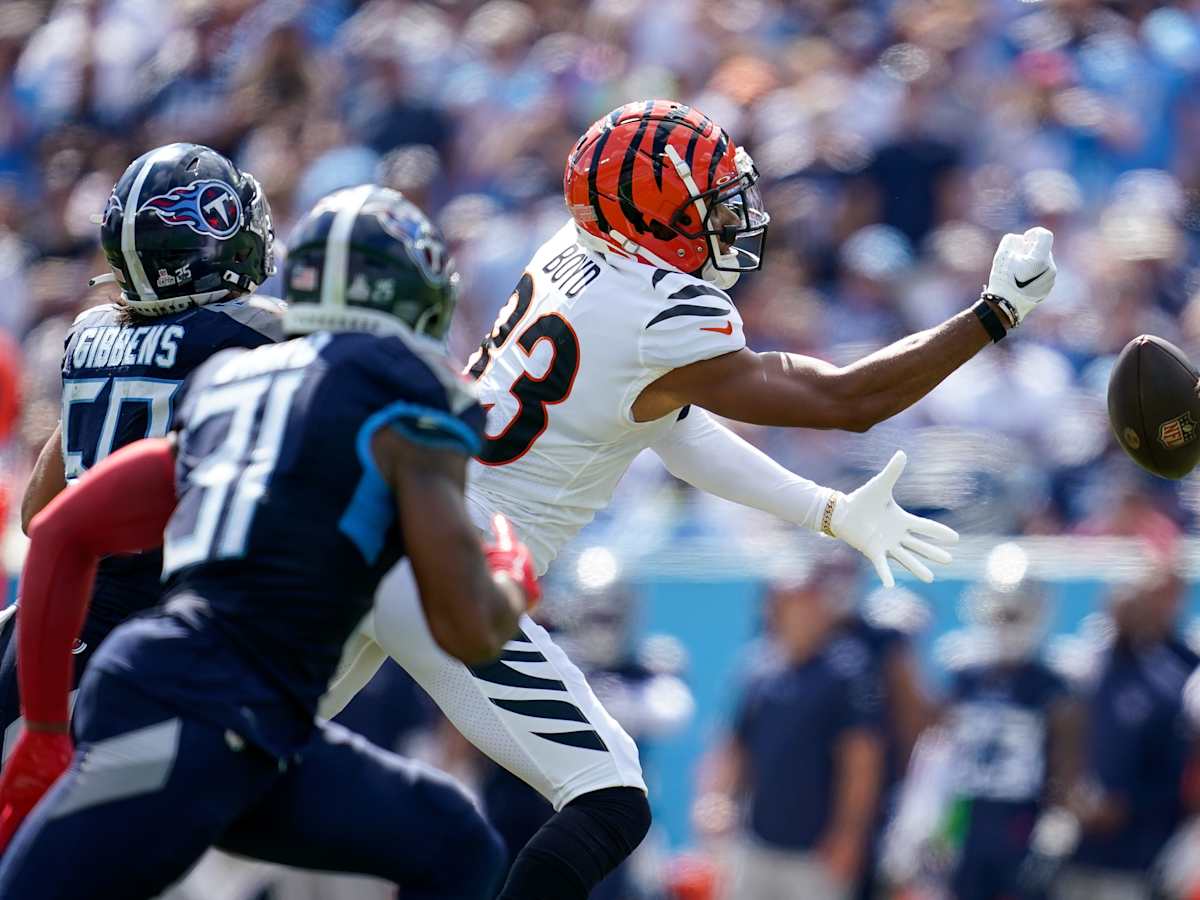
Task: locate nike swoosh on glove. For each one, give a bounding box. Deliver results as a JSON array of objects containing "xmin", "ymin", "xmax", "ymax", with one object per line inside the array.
[
  {"xmin": 829, "ymin": 451, "xmax": 959, "ymax": 587},
  {"xmin": 484, "ymin": 514, "xmax": 541, "ymax": 612},
  {"xmin": 984, "ymin": 226, "xmax": 1056, "ymax": 327},
  {"xmin": 0, "ymin": 730, "xmax": 73, "ymax": 852}
]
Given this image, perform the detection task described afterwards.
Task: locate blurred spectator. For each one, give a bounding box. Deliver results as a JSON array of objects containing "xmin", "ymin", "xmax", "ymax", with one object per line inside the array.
[
  {"xmin": 5, "ymin": 0, "xmax": 1200, "ymax": 893},
  {"xmin": 0, "ymin": 0, "xmax": 1198, "ymax": 535},
  {"xmin": 1058, "ymin": 567, "xmax": 1199, "ymax": 900},
  {"xmin": 848, "ymin": 585, "xmax": 936, "ymax": 900},
  {"xmin": 881, "ymin": 554, "xmax": 1082, "ymax": 900},
  {"xmin": 698, "ymin": 552, "xmax": 886, "ymax": 900}
]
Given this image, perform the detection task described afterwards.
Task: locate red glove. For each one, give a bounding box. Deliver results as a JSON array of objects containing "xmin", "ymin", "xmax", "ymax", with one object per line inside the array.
[
  {"xmin": 484, "ymin": 515, "xmax": 540, "ymax": 612},
  {"xmin": 0, "ymin": 728, "xmax": 73, "ymax": 852}
]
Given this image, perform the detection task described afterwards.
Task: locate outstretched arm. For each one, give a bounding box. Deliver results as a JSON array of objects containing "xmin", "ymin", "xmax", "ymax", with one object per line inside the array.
[
  {"xmin": 636, "ymin": 313, "xmax": 990, "ymax": 429},
  {"xmin": 634, "ymin": 228, "xmax": 1055, "ymax": 428},
  {"xmin": 651, "ymin": 407, "xmax": 834, "ymax": 530},
  {"xmin": 651, "ymin": 409, "xmax": 957, "ymax": 585}
]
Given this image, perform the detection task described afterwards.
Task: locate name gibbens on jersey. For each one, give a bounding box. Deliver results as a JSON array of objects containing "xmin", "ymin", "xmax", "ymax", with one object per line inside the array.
[{"xmin": 466, "ymin": 222, "xmax": 744, "ymax": 572}]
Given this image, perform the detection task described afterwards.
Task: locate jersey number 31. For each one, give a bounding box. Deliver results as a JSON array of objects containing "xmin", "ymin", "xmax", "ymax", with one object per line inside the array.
[{"xmin": 467, "ymin": 273, "xmax": 580, "ymax": 465}]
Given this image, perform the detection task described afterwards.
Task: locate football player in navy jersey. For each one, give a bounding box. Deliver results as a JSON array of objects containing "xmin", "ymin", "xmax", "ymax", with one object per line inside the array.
[
  {"xmin": 0, "ymin": 186, "xmax": 537, "ymax": 899},
  {"xmin": 937, "ymin": 577, "xmax": 1080, "ymax": 900},
  {"xmin": 4, "ymin": 143, "xmax": 284, "ymax": 762}
]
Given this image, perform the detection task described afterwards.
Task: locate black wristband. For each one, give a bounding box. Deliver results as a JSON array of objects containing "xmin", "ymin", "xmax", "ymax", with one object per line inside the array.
[
  {"xmin": 973, "ymin": 298, "xmax": 1007, "ymax": 343},
  {"xmin": 981, "ymin": 291, "xmax": 1019, "ymax": 328}
]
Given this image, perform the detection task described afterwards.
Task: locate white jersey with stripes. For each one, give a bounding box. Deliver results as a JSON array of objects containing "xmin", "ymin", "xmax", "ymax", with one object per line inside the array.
[{"xmin": 465, "ymin": 221, "xmax": 744, "ymax": 573}]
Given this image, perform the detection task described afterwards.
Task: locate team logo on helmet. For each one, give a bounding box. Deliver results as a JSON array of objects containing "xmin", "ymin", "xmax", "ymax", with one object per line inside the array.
[
  {"xmin": 101, "ymin": 192, "xmax": 122, "ymax": 227},
  {"xmin": 138, "ymin": 179, "xmax": 244, "ymax": 239},
  {"xmin": 377, "ymin": 207, "xmax": 449, "ymax": 287}
]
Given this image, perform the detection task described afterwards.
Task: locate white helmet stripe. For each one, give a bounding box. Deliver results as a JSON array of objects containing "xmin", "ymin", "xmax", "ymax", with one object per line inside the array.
[
  {"xmin": 121, "ymin": 146, "xmax": 178, "ymax": 302},
  {"xmin": 320, "ymin": 184, "xmax": 375, "ymax": 308}
]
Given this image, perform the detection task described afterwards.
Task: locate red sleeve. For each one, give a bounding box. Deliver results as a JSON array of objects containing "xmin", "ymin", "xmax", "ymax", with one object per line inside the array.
[
  {"xmin": 18, "ymin": 438, "xmax": 177, "ymax": 727},
  {"xmin": 0, "ymin": 332, "xmax": 20, "ymax": 444}
]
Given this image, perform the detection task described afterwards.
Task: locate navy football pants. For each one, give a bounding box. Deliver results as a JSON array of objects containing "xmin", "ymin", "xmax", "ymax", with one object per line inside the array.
[{"xmin": 0, "ymin": 670, "xmax": 505, "ymax": 899}]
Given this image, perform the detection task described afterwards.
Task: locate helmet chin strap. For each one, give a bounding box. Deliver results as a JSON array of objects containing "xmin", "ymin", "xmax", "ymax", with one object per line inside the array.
[
  {"xmin": 663, "ymin": 144, "xmax": 746, "ymax": 289},
  {"xmin": 701, "ymin": 259, "xmax": 741, "ymax": 290},
  {"xmin": 574, "ymin": 224, "xmax": 687, "ymax": 273},
  {"xmin": 88, "ymin": 272, "xmax": 236, "ymax": 316},
  {"xmin": 604, "ymin": 229, "xmax": 682, "ymax": 271}
]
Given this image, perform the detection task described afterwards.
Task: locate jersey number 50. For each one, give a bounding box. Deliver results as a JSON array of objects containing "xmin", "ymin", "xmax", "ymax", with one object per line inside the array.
[
  {"xmin": 468, "ymin": 273, "xmax": 581, "ymax": 466},
  {"xmin": 62, "ymin": 377, "xmax": 181, "ymax": 481}
]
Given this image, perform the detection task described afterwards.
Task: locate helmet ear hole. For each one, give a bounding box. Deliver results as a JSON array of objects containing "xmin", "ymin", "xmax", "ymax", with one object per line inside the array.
[{"xmin": 647, "ymin": 220, "xmax": 676, "ymax": 242}]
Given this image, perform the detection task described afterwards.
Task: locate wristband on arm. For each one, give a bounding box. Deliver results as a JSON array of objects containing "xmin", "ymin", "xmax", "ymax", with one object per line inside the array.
[{"xmin": 973, "ymin": 297, "xmax": 1009, "ymax": 343}]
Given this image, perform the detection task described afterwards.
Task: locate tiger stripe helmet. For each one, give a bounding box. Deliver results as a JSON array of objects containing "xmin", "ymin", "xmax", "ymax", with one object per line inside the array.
[{"xmin": 564, "ymin": 100, "xmax": 769, "ymax": 288}]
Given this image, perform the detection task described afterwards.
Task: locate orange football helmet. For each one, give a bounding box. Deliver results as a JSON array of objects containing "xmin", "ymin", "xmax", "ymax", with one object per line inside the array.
[{"xmin": 564, "ymin": 100, "xmax": 768, "ymax": 288}]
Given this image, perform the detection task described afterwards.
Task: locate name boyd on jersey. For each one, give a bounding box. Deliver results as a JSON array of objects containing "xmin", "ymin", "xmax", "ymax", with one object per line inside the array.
[{"xmin": 541, "ymin": 244, "xmax": 601, "ymax": 299}]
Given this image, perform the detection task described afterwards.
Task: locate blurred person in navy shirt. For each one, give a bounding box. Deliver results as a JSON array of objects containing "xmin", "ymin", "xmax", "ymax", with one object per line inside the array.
[
  {"xmin": 699, "ymin": 551, "xmax": 886, "ymax": 900},
  {"xmin": 879, "ymin": 550, "xmax": 1083, "ymax": 900},
  {"xmin": 1057, "ymin": 569, "xmax": 1199, "ymax": 900},
  {"xmin": 944, "ymin": 578, "xmax": 1080, "ymax": 900},
  {"xmin": 846, "ymin": 586, "xmax": 937, "ymax": 900}
]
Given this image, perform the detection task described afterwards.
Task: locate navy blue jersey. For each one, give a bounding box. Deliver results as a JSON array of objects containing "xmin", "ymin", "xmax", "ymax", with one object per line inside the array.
[
  {"xmin": 91, "ymin": 331, "xmax": 484, "ymax": 757},
  {"xmin": 734, "ymin": 632, "xmax": 884, "ymax": 851},
  {"xmin": 947, "ymin": 659, "xmax": 1066, "ymax": 806},
  {"xmin": 61, "ymin": 299, "xmax": 282, "ymax": 623},
  {"xmin": 945, "ymin": 659, "xmax": 1068, "ymax": 900},
  {"xmin": 844, "ymin": 614, "xmax": 906, "ymax": 781},
  {"xmin": 1075, "ymin": 637, "xmax": 1198, "ymax": 871}
]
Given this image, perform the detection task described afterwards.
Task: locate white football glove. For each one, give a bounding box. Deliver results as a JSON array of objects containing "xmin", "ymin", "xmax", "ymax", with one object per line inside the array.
[
  {"xmin": 984, "ymin": 226, "xmax": 1056, "ymax": 327},
  {"xmin": 829, "ymin": 451, "xmax": 958, "ymax": 587}
]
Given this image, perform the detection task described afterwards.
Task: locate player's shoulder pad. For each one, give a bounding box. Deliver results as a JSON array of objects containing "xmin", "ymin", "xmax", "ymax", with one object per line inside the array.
[
  {"xmin": 639, "ymin": 270, "xmax": 745, "ymax": 370},
  {"xmin": 370, "ymin": 331, "xmax": 479, "ymax": 416},
  {"xmin": 343, "ymin": 332, "xmax": 484, "ymax": 456},
  {"xmin": 69, "ymin": 302, "xmax": 121, "ymax": 333},
  {"xmin": 205, "ymin": 294, "xmax": 286, "ymax": 343},
  {"xmin": 174, "ymin": 345, "xmax": 252, "ymax": 425}
]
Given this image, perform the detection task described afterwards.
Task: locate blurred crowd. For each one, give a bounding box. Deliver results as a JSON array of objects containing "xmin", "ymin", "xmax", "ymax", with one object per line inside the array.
[
  {"xmin": 691, "ymin": 543, "xmax": 1200, "ymax": 900},
  {"xmin": 156, "ymin": 544, "xmax": 1200, "ymax": 900},
  {"xmin": 4, "ymin": 0, "xmax": 1200, "ymax": 898},
  {"xmin": 1, "ymin": 0, "xmax": 1200, "ymax": 543}
]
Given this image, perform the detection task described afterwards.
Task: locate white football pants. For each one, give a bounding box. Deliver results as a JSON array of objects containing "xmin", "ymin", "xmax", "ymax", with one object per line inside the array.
[{"xmin": 320, "ymin": 561, "xmax": 645, "ymax": 811}]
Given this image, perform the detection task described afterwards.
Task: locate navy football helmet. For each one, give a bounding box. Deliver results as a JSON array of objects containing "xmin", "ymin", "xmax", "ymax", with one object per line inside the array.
[
  {"xmin": 283, "ymin": 185, "xmax": 458, "ymax": 340},
  {"xmin": 91, "ymin": 143, "xmax": 274, "ymax": 316}
]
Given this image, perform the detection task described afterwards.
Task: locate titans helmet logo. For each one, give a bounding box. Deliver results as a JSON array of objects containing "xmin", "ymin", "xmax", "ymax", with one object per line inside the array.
[
  {"xmin": 101, "ymin": 192, "xmax": 123, "ymax": 227},
  {"xmin": 377, "ymin": 207, "xmax": 448, "ymax": 287},
  {"xmin": 138, "ymin": 179, "xmax": 243, "ymax": 239}
]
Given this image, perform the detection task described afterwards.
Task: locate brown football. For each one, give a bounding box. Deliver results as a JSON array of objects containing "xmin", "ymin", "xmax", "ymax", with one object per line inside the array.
[{"xmin": 1108, "ymin": 335, "xmax": 1200, "ymax": 479}]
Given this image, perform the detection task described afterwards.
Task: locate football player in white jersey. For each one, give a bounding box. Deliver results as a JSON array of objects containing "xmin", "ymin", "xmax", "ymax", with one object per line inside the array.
[{"xmin": 319, "ymin": 100, "xmax": 1058, "ymax": 899}]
